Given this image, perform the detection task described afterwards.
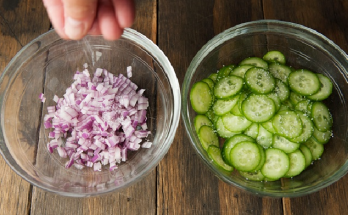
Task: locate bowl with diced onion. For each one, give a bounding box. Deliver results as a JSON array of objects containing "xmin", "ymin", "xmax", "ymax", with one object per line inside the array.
[
  {"xmin": 182, "ymin": 20, "xmax": 348, "ymax": 197},
  {"xmin": 0, "ymin": 29, "xmax": 180, "ymax": 197}
]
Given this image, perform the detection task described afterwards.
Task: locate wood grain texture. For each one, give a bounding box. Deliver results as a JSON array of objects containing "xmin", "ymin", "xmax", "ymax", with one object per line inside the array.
[
  {"xmin": 0, "ymin": 0, "xmax": 50, "ymax": 214},
  {"xmin": 263, "ymin": 0, "xmax": 348, "ymax": 214},
  {"xmin": 157, "ymin": 1, "xmax": 282, "ymax": 215}
]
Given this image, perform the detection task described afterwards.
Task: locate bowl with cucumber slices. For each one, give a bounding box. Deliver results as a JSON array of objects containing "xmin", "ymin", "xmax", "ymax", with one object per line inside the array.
[{"xmin": 182, "ymin": 20, "xmax": 348, "ymax": 197}]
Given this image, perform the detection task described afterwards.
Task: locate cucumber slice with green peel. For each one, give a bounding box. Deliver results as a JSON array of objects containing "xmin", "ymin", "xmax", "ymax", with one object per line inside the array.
[
  {"xmin": 245, "ymin": 67, "xmax": 275, "ymax": 94},
  {"xmin": 217, "ymin": 64, "xmax": 235, "ymax": 81},
  {"xmin": 290, "ymin": 112, "xmax": 314, "ymax": 143},
  {"xmin": 231, "ymin": 103, "xmax": 243, "ymax": 116},
  {"xmin": 303, "ymin": 137, "xmax": 324, "ymax": 160},
  {"xmin": 207, "ymin": 145, "xmax": 234, "ymax": 172},
  {"xmin": 289, "ymin": 92, "xmax": 307, "ymax": 106},
  {"xmin": 307, "ymin": 74, "xmax": 333, "ymax": 101},
  {"xmin": 272, "ymin": 110, "xmax": 303, "ymax": 139},
  {"xmin": 295, "ymin": 100, "xmax": 312, "ymax": 115},
  {"xmin": 222, "ymin": 113, "xmax": 252, "ymax": 132},
  {"xmin": 239, "ymin": 57, "xmax": 268, "ymax": 69},
  {"xmin": 256, "ymin": 125, "xmax": 273, "ymax": 148},
  {"xmin": 201, "ymin": 78, "xmax": 215, "ymax": 90},
  {"xmin": 231, "ymin": 91, "xmax": 249, "ymax": 116},
  {"xmin": 273, "ymin": 135, "xmax": 300, "ymax": 153},
  {"xmin": 255, "ymin": 145, "xmax": 266, "ymax": 170},
  {"xmin": 194, "ymin": 114, "xmax": 213, "ymax": 133},
  {"xmin": 263, "ymin": 50, "xmax": 286, "ymax": 64},
  {"xmin": 281, "ymin": 99, "xmax": 294, "ymax": 110},
  {"xmin": 299, "ymin": 144, "xmax": 313, "ymax": 168},
  {"xmin": 222, "ymin": 134, "xmax": 255, "ymax": 165},
  {"xmin": 261, "ymin": 148, "xmax": 290, "ymax": 180},
  {"xmin": 209, "ymin": 73, "xmax": 218, "ymax": 83},
  {"xmin": 229, "ymin": 141, "xmax": 262, "ymax": 172},
  {"xmin": 205, "ymin": 108, "xmax": 216, "ymax": 122},
  {"xmin": 311, "ymin": 101, "xmax": 333, "ymax": 132},
  {"xmin": 230, "ymin": 65, "xmax": 254, "ymax": 78},
  {"xmin": 214, "ymin": 76, "xmax": 244, "ymax": 99},
  {"xmin": 215, "ymin": 117, "xmax": 239, "ymax": 139},
  {"xmin": 284, "ymin": 149, "xmax": 306, "ymax": 178},
  {"xmin": 239, "ymin": 170, "xmax": 265, "ymax": 181},
  {"xmin": 289, "ymin": 69, "xmax": 321, "ymax": 96},
  {"xmin": 241, "ymin": 94, "xmax": 276, "ymax": 123},
  {"xmin": 274, "ymin": 79, "xmax": 290, "ymax": 102},
  {"xmin": 212, "ymin": 95, "xmax": 239, "ymax": 116},
  {"xmin": 312, "ymin": 127, "xmax": 332, "ymax": 144},
  {"xmin": 267, "ymin": 93, "xmax": 281, "ymax": 112},
  {"xmin": 262, "ymin": 120, "xmax": 276, "ymax": 134},
  {"xmin": 269, "ymin": 62, "xmax": 292, "ymax": 84},
  {"xmin": 190, "ymin": 81, "xmax": 213, "ymax": 114},
  {"xmin": 198, "ymin": 125, "xmax": 219, "ymax": 150},
  {"xmin": 244, "ymin": 123, "xmax": 259, "ymax": 139}
]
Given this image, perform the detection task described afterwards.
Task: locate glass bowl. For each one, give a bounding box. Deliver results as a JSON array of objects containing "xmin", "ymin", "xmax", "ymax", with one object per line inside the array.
[
  {"xmin": 182, "ymin": 20, "xmax": 348, "ymax": 197},
  {"xmin": 0, "ymin": 29, "xmax": 180, "ymax": 197}
]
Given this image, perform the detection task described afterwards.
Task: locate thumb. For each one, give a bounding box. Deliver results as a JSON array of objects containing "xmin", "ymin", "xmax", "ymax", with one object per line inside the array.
[{"xmin": 63, "ymin": 0, "xmax": 98, "ymax": 40}]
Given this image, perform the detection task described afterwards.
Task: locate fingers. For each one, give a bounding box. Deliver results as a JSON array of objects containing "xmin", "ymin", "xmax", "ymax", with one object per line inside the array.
[
  {"xmin": 113, "ymin": 0, "xmax": 135, "ymax": 28},
  {"xmin": 43, "ymin": 0, "xmax": 68, "ymax": 39},
  {"xmin": 97, "ymin": 0, "xmax": 123, "ymax": 40},
  {"xmin": 62, "ymin": 0, "xmax": 98, "ymax": 40}
]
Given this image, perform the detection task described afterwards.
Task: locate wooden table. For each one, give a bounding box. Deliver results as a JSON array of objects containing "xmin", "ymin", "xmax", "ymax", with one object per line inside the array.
[{"xmin": 1, "ymin": 0, "xmax": 348, "ymax": 214}]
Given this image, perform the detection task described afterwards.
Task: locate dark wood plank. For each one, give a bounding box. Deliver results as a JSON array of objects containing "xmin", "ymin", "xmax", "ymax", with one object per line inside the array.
[
  {"xmin": 0, "ymin": 0, "xmax": 50, "ymax": 214},
  {"xmin": 30, "ymin": 1, "xmax": 159, "ymax": 215},
  {"xmin": 263, "ymin": 0, "xmax": 348, "ymax": 214},
  {"xmin": 157, "ymin": 0, "xmax": 282, "ymax": 214}
]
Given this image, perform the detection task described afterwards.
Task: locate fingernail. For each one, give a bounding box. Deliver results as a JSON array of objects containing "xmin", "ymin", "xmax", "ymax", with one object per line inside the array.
[{"xmin": 65, "ymin": 17, "xmax": 86, "ymax": 40}]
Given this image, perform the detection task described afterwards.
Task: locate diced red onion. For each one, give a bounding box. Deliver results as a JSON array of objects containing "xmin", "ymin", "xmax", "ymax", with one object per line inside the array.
[{"xmin": 42, "ymin": 67, "xmax": 151, "ymax": 171}]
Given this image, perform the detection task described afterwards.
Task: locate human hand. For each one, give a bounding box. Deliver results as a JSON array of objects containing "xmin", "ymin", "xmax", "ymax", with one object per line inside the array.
[{"xmin": 43, "ymin": 0, "xmax": 135, "ymax": 40}]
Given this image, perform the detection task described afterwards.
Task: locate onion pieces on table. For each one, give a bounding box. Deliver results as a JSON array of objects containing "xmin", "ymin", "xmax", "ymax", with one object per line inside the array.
[{"xmin": 42, "ymin": 67, "xmax": 152, "ymax": 171}]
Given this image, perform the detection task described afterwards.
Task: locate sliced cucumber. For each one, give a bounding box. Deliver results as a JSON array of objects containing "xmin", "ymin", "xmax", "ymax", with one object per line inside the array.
[
  {"xmin": 214, "ymin": 76, "xmax": 244, "ymax": 99},
  {"xmin": 209, "ymin": 73, "xmax": 218, "ymax": 83},
  {"xmin": 303, "ymin": 137, "xmax": 324, "ymax": 160},
  {"xmin": 295, "ymin": 100, "xmax": 312, "ymax": 115},
  {"xmin": 274, "ymin": 79, "xmax": 290, "ymax": 102},
  {"xmin": 311, "ymin": 101, "xmax": 333, "ymax": 132},
  {"xmin": 205, "ymin": 108, "xmax": 216, "ymax": 122},
  {"xmin": 194, "ymin": 114, "xmax": 213, "ymax": 133},
  {"xmin": 198, "ymin": 125, "xmax": 219, "ymax": 150},
  {"xmin": 213, "ymin": 95, "xmax": 239, "ymax": 116},
  {"xmin": 230, "ymin": 65, "xmax": 254, "ymax": 78},
  {"xmin": 299, "ymin": 144, "xmax": 313, "ymax": 168},
  {"xmin": 231, "ymin": 91, "xmax": 249, "ymax": 116},
  {"xmin": 269, "ymin": 62, "xmax": 292, "ymax": 84},
  {"xmin": 207, "ymin": 145, "xmax": 234, "ymax": 172},
  {"xmin": 241, "ymin": 94, "xmax": 276, "ymax": 123},
  {"xmin": 244, "ymin": 123, "xmax": 259, "ymax": 139},
  {"xmin": 256, "ymin": 124, "xmax": 273, "ymax": 148},
  {"xmin": 272, "ymin": 110, "xmax": 303, "ymax": 139},
  {"xmin": 222, "ymin": 113, "xmax": 252, "ymax": 132},
  {"xmin": 290, "ymin": 112, "xmax": 314, "ymax": 144},
  {"xmin": 289, "ymin": 69, "xmax": 321, "ymax": 96},
  {"xmin": 201, "ymin": 78, "xmax": 215, "ymax": 90},
  {"xmin": 239, "ymin": 57, "xmax": 268, "ymax": 69},
  {"xmin": 261, "ymin": 148, "xmax": 290, "ymax": 180},
  {"xmin": 261, "ymin": 120, "xmax": 276, "ymax": 134},
  {"xmin": 267, "ymin": 93, "xmax": 281, "ymax": 112},
  {"xmin": 273, "ymin": 135, "xmax": 300, "ymax": 154},
  {"xmin": 263, "ymin": 50, "xmax": 286, "ymax": 64},
  {"xmin": 255, "ymin": 145, "xmax": 266, "ymax": 170},
  {"xmin": 289, "ymin": 92, "xmax": 307, "ymax": 106},
  {"xmin": 307, "ymin": 74, "xmax": 333, "ymax": 101},
  {"xmin": 245, "ymin": 67, "xmax": 275, "ymax": 94},
  {"xmin": 312, "ymin": 127, "xmax": 332, "ymax": 144},
  {"xmin": 284, "ymin": 149, "xmax": 306, "ymax": 178},
  {"xmin": 239, "ymin": 170, "xmax": 265, "ymax": 181},
  {"xmin": 217, "ymin": 64, "xmax": 235, "ymax": 81},
  {"xmin": 190, "ymin": 81, "xmax": 213, "ymax": 114},
  {"xmin": 230, "ymin": 141, "xmax": 261, "ymax": 172},
  {"xmin": 215, "ymin": 117, "xmax": 239, "ymax": 139},
  {"xmin": 222, "ymin": 134, "xmax": 255, "ymax": 165}
]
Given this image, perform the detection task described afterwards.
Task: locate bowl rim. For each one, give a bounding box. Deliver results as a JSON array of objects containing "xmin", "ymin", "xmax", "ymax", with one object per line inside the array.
[
  {"xmin": 181, "ymin": 19, "xmax": 348, "ymax": 197},
  {"xmin": 0, "ymin": 28, "xmax": 181, "ymax": 197}
]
